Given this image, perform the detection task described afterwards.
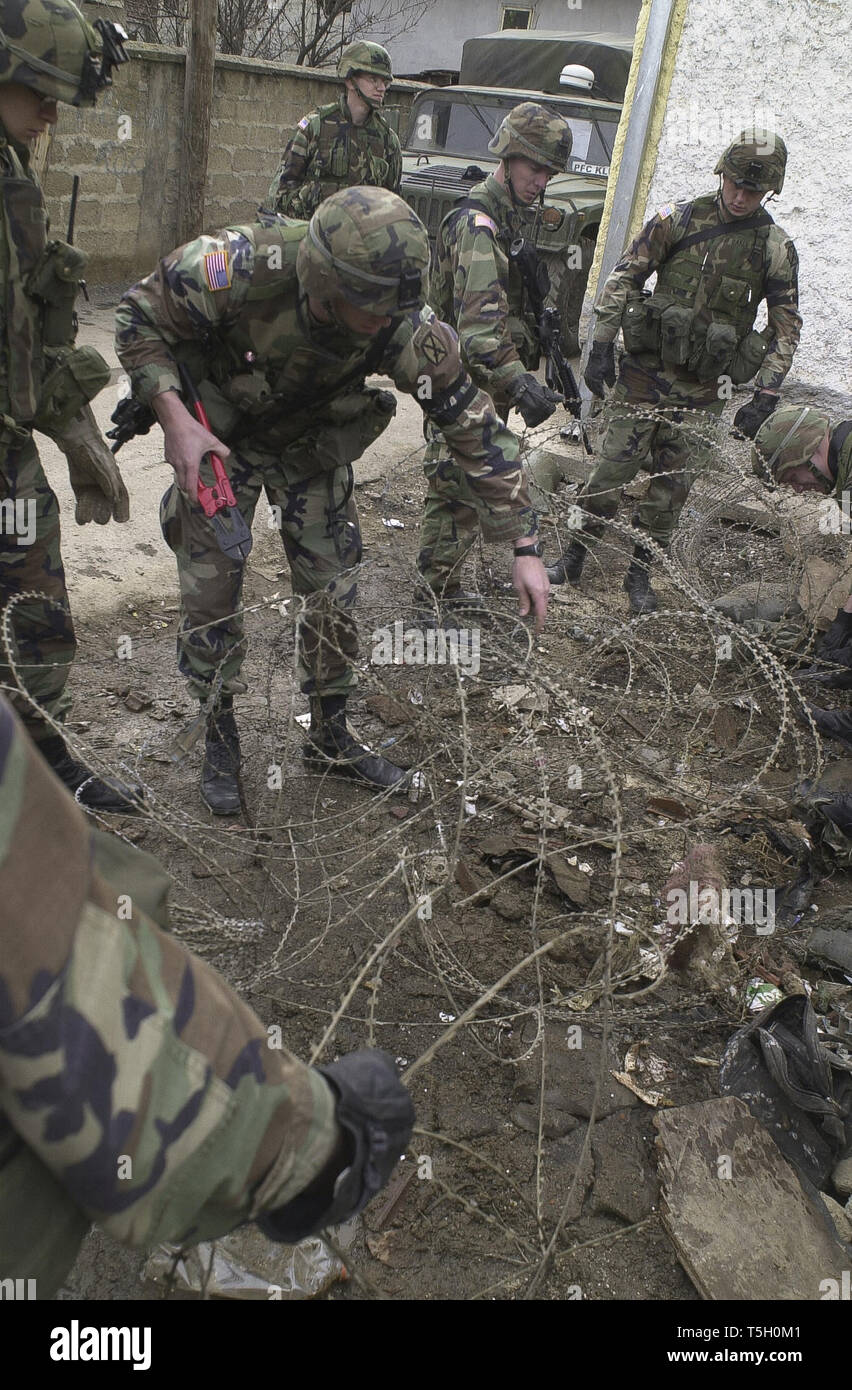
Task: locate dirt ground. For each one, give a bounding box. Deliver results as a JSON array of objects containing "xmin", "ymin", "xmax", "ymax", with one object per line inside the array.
[{"xmin": 36, "ymin": 306, "xmax": 852, "ymax": 1303}]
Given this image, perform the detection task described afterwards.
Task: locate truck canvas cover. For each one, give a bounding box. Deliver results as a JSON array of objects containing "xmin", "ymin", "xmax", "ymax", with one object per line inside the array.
[{"xmin": 459, "ymin": 30, "xmax": 634, "ymax": 104}]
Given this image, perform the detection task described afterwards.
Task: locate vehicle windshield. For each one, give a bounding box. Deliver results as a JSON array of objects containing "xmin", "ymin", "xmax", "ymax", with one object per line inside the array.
[{"xmin": 405, "ymin": 92, "xmax": 617, "ymax": 176}]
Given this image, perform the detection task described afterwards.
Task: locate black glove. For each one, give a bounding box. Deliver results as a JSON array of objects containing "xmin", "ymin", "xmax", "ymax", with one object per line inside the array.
[
  {"xmin": 819, "ymin": 607, "xmax": 852, "ymax": 667},
  {"xmin": 256, "ymin": 1049, "xmax": 414, "ymax": 1243},
  {"xmin": 584, "ymin": 340, "xmax": 616, "ymax": 399},
  {"xmin": 733, "ymin": 391, "xmax": 778, "ymax": 439},
  {"xmin": 508, "ymin": 373, "xmax": 561, "ymax": 427}
]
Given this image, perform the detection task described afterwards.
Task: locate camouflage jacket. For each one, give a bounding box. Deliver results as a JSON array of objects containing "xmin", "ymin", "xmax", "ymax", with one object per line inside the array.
[
  {"xmin": 0, "ymin": 694, "xmax": 340, "ymax": 1297},
  {"xmin": 0, "ymin": 123, "xmax": 48, "ymax": 424},
  {"xmin": 430, "ymin": 175, "xmax": 538, "ymax": 402},
  {"xmin": 267, "ymin": 94, "xmax": 402, "ymax": 220},
  {"xmin": 115, "ymin": 216, "xmax": 536, "ymax": 543},
  {"xmin": 594, "ymin": 191, "xmax": 801, "ymax": 392},
  {"xmin": 831, "ymin": 421, "xmax": 852, "ymax": 498}
]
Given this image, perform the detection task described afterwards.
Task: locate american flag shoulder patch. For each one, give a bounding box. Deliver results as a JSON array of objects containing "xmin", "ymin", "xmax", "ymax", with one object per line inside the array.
[
  {"xmin": 473, "ymin": 212, "xmax": 498, "ymax": 235},
  {"xmin": 203, "ymin": 249, "xmax": 231, "ymax": 291},
  {"xmin": 656, "ymin": 203, "xmax": 676, "ymax": 221},
  {"xmin": 298, "ymin": 116, "xmax": 309, "ymax": 130}
]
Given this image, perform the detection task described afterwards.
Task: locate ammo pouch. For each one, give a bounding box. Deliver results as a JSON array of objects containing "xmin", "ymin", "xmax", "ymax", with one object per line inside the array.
[
  {"xmin": 621, "ymin": 291, "xmax": 660, "ymax": 355},
  {"xmin": 688, "ymin": 320, "xmax": 738, "ymax": 382},
  {"xmin": 658, "ymin": 303, "xmax": 693, "ymax": 367},
  {"xmin": 27, "ymin": 239, "xmax": 88, "ymax": 347},
  {"xmin": 728, "ymin": 327, "xmax": 771, "ymax": 385},
  {"xmin": 32, "ymin": 345, "xmax": 111, "ymax": 433}
]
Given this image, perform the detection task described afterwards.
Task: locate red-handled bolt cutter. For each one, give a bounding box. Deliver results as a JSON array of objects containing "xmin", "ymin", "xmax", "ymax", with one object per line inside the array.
[{"xmin": 178, "ymin": 363, "xmax": 253, "ymax": 562}]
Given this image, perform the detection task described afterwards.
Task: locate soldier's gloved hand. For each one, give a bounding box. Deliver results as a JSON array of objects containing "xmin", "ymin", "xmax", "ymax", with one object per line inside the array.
[
  {"xmin": 56, "ymin": 406, "xmax": 131, "ymax": 524},
  {"xmin": 819, "ymin": 606, "xmax": 852, "ymax": 668},
  {"xmin": 508, "ymin": 374, "xmax": 562, "ymax": 428},
  {"xmin": 255, "ymin": 1049, "xmax": 414, "ymax": 1244},
  {"xmin": 733, "ymin": 390, "xmax": 778, "ymax": 440},
  {"xmin": 584, "ymin": 340, "xmax": 616, "ymax": 399}
]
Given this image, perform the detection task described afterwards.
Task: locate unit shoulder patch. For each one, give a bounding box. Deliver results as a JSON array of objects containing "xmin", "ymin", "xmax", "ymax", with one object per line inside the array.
[{"xmin": 203, "ymin": 249, "xmax": 232, "ymax": 291}]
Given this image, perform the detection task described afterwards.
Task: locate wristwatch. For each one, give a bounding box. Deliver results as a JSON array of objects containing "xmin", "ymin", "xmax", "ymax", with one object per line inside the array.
[{"xmin": 513, "ymin": 542, "xmax": 542, "ymax": 558}]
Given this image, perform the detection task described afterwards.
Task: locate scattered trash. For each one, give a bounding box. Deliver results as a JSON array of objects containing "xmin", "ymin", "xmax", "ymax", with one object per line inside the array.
[
  {"xmin": 294, "ymin": 712, "xmax": 312, "ymax": 729},
  {"xmin": 720, "ymin": 994, "xmax": 852, "ymax": 1192},
  {"xmin": 408, "ymin": 771, "xmax": 427, "ymax": 803},
  {"xmin": 492, "ymin": 684, "xmax": 549, "ymax": 713},
  {"xmin": 612, "ymin": 1041, "xmax": 674, "ymax": 1108},
  {"xmin": 143, "ymin": 1229, "xmax": 344, "ymax": 1299},
  {"xmin": 439, "ymin": 1011, "xmax": 455, "ymax": 1023},
  {"xmin": 746, "ymin": 978, "xmax": 784, "ymax": 1012},
  {"xmin": 381, "ymin": 517, "xmax": 405, "ymax": 529}
]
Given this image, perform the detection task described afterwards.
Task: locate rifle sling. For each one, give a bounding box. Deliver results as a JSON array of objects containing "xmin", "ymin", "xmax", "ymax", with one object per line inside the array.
[{"xmin": 665, "ymin": 206, "xmax": 772, "ymax": 263}]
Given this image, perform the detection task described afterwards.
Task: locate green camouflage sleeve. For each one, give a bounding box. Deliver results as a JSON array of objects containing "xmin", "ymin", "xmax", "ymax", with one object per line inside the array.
[
  {"xmin": 443, "ymin": 210, "xmax": 527, "ymax": 395},
  {"xmin": 593, "ymin": 209, "xmax": 677, "ymax": 342},
  {"xmin": 385, "ymin": 309, "xmax": 537, "ymax": 542},
  {"xmin": 386, "ymin": 127, "xmax": 402, "ymax": 194},
  {"xmin": 754, "ymin": 226, "xmax": 801, "ymax": 392},
  {"xmin": 267, "ymin": 113, "xmax": 320, "ymax": 217},
  {"xmin": 115, "ymin": 229, "xmax": 255, "ymax": 403},
  {"xmin": 0, "ymin": 696, "xmax": 339, "ymax": 1248}
]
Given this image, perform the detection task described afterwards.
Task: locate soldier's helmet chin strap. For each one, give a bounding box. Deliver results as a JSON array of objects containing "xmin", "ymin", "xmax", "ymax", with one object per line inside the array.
[{"xmin": 349, "ymin": 75, "xmax": 383, "ymax": 112}]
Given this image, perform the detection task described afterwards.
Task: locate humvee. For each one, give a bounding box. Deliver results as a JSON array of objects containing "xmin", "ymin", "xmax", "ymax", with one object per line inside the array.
[{"xmin": 399, "ymin": 30, "xmax": 633, "ymax": 352}]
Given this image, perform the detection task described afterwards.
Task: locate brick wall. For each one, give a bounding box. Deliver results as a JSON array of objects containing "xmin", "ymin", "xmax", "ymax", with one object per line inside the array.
[{"xmin": 41, "ymin": 43, "xmax": 422, "ymax": 293}]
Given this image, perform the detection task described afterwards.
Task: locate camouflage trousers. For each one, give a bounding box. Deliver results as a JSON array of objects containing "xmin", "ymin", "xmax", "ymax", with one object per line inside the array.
[
  {"xmin": 415, "ymin": 429, "xmax": 482, "ymax": 595},
  {"xmin": 0, "ymin": 436, "xmax": 76, "ymax": 741},
  {"xmin": 161, "ymin": 443, "xmax": 362, "ymax": 704},
  {"xmin": 577, "ymin": 359, "xmax": 726, "ymax": 548}
]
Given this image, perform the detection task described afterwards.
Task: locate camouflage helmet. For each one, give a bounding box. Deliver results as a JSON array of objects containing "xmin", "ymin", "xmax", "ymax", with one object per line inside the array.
[
  {"xmin": 337, "ymin": 40, "xmax": 393, "ymax": 83},
  {"xmin": 714, "ymin": 129, "xmax": 788, "ymax": 194},
  {"xmin": 0, "ymin": 0, "xmax": 126, "ymax": 107},
  {"xmin": 488, "ymin": 102, "xmax": 573, "ymax": 173},
  {"xmin": 752, "ymin": 405, "xmax": 831, "ymax": 486},
  {"xmin": 297, "ymin": 186, "xmax": 429, "ymax": 315}
]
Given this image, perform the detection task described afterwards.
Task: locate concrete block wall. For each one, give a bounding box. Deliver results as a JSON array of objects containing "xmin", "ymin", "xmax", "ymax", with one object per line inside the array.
[{"xmin": 41, "ymin": 44, "xmax": 422, "ymax": 292}]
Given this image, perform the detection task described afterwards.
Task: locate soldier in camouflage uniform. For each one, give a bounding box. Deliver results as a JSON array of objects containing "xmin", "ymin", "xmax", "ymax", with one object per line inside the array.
[
  {"xmin": 416, "ymin": 103, "xmax": 572, "ymax": 608},
  {"xmin": 0, "ymin": 0, "xmax": 139, "ymax": 811},
  {"xmin": 0, "ymin": 693, "xmax": 413, "ymax": 1297},
  {"xmin": 267, "ymin": 41, "xmax": 401, "ymax": 220},
  {"xmin": 115, "ymin": 187, "xmax": 549, "ymax": 815},
  {"xmin": 753, "ymin": 405, "xmax": 852, "ymax": 745},
  {"xmin": 550, "ymin": 130, "xmax": 802, "ymax": 614}
]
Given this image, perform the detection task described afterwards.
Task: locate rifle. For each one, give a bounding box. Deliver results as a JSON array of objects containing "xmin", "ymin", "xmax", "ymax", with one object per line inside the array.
[
  {"xmin": 106, "ymin": 393, "xmax": 156, "ymax": 454},
  {"xmin": 508, "ymin": 235, "xmax": 592, "ymax": 454},
  {"xmin": 67, "ymin": 174, "xmax": 89, "ymax": 303}
]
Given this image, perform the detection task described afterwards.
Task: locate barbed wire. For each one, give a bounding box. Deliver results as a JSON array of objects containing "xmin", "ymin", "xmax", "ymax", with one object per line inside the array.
[{"xmin": 4, "ymin": 394, "xmax": 846, "ymax": 1299}]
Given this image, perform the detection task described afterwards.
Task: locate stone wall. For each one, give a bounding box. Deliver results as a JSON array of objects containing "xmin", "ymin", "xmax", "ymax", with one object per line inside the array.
[{"xmin": 41, "ymin": 44, "xmax": 422, "ymax": 292}]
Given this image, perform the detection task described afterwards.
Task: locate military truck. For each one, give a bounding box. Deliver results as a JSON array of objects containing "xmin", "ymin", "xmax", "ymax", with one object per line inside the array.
[{"xmin": 400, "ymin": 30, "xmax": 633, "ymax": 352}]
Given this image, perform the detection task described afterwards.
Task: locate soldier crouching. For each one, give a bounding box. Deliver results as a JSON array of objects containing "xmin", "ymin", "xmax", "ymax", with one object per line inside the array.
[{"xmin": 115, "ymin": 187, "xmax": 549, "ymax": 815}]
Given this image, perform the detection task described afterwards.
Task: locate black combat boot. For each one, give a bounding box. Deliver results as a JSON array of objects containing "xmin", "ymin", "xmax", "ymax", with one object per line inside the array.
[
  {"xmin": 414, "ymin": 582, "xmax": 484, "ymax": 629},
  {"xmin": 807, "ymin": 705, "xmax": 852, "ymax": 748},
  {"xmin": 546, "ymin": 538, "xmax": 588, "ymax": 585},
  {"xmin": 38, "ymin": 734, "xmax": 144, "ymax": 813},
  {"xmin": 200, "ymin": 700, "xmax": 242, "ymax": 815},
  {"xmin": 623, "ymin": 543, "xmax": 659, "ymax": 615},
  {"xmin": 304, "ymin": 695, "xmax": 406, "ymax": 791}
]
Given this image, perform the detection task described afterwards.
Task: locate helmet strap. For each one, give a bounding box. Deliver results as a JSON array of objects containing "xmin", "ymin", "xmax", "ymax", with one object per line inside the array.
[{"xmin": 348, "ymin": 76, "xmax": 380, "ymax": 115}]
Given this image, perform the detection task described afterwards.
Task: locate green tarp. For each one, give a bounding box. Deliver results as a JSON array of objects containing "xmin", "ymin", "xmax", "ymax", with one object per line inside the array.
[{"xmin": 459, "ymin": 30, "xmax": 634, "ymax": 104}]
